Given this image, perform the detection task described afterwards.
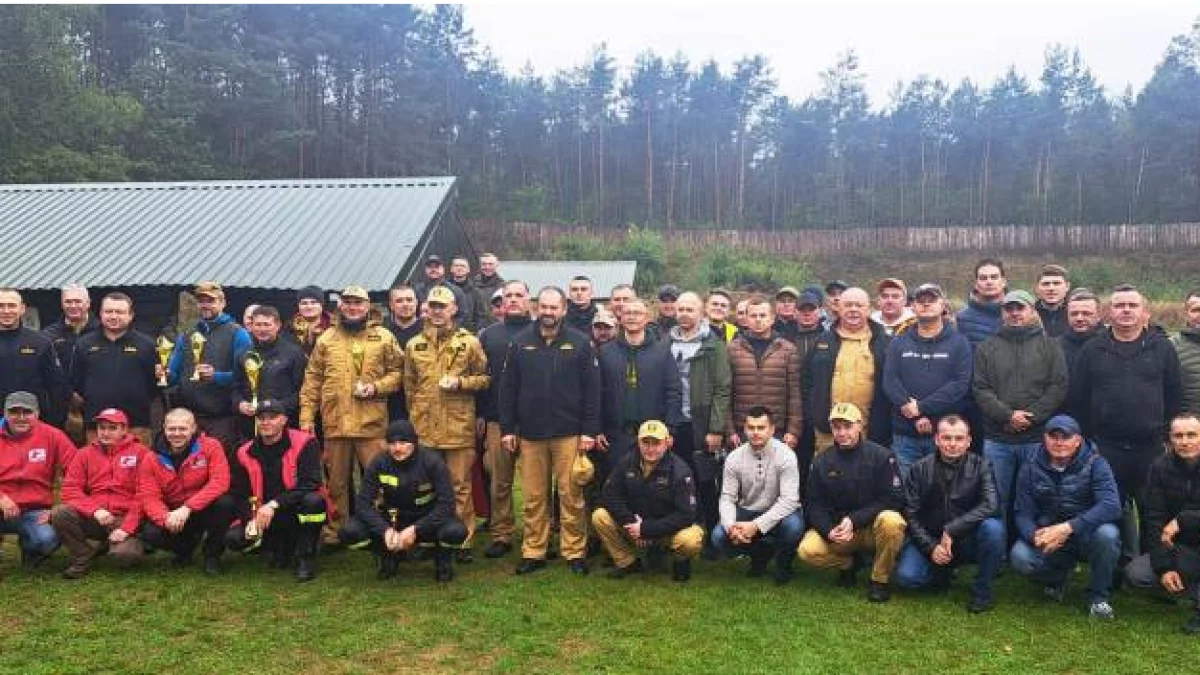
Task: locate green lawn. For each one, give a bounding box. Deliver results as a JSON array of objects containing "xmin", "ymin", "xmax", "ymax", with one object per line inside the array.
[{"xmin": 1, "ymin": 534, "xmax": 1194, "ymax": 675}]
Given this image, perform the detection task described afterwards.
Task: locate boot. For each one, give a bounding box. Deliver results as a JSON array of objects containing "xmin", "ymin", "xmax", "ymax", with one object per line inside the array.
[
  {"xmin": 296, "ymin": 556, "xmax": 316, "ymax": 583},
  {"xmin": 377, "ymin": 553, "xmax": 400, "ymax": 580},
  {"xmin": 434, "ymin": 549, "xmax": 454, "ymax": 583}
]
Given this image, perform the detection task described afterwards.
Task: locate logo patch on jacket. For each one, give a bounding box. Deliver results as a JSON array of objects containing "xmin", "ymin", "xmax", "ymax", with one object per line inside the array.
[
  {"xmin": 418, "ymin": 482, "xmax": 432, "ymax": 491},
  {"xmin": 123, "ymin": 346, "xmax": 139, "ymax": 354},
  {"xmin": 89, "ymin": 346, "xmax": 103, "ymax": 353},
  {"xmin": 559, "ymin": 343, "xmax": 574, "ymax": 350},
  {"xmin": 192, "ymin": 458, "xmax": 207, "ymax": 468},
  {"xmin": 27, "ymin": 448, "xmax": 47, "ymax": 462},
  {"xmin": 119, "ymin": 456, "xmax": 139, "ymax": 468},
  {"xmin": 414, "ymin": 343, "xmax": 428, "ymax": 352},
  {"xmin": 367, "ymin": 334, "xmax": 381, "ymax": 342},
  {"xmin": 19, "ymin": 347, "xmax": 36, "ymax": 355}
]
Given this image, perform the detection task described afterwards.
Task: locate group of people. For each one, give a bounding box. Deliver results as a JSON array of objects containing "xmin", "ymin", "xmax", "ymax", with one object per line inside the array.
[{"xmin": 1, "ymin": 252, "xmax": 1199, "ymax": 633}]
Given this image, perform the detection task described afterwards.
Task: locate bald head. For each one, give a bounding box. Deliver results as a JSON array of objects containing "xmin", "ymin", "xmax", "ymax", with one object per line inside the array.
[
  {"xmin": 676, "ymin": 292, "xmax": 702, "ymax": 331},
  {"xmin": 839, "ymin": 287, "xmax": 870, "ymax": 331}
]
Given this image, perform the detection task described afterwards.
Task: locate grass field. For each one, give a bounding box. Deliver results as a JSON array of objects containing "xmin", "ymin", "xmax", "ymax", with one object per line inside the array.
[{"xmin": 1, "ymin": 533, "xmax": 1196, "ymax": 675}]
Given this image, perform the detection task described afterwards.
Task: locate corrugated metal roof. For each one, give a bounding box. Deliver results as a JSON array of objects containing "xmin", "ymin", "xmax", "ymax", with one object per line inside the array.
[
  {"xmin": 0, "ymin": 178, "xmax": 456, "ymax": 292},
  {"xmin": 498, "ymin": 261, "xmax": 637, "ymax": 299}
]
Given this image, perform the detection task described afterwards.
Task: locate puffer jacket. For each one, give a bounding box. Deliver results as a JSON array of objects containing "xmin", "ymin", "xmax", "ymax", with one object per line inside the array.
[
  {"xmin": 1013, "ymin": 440, "xmax": 1121, "ymax": 544},
  {"xmin": 1172, "ymin": 328, "xmax": 1200, "ymax": 415},
  {"xmin": 972, "ymin": 325, "xmax": 1067, "ymax": 442},
  {"xmin": 903, "ymin": 452, "xmax": 999, "ymax": 555},
  {"xmin": 402, "ymin": 324, "xmax": 490, "ymax": 449},
  {"xmin": 300, "ymin": 316, "xmax": 404, "ymax": 438},
  {"xmin": 805, "ymin": 321, "xmax": 892, "ymax": 442},
  {"xmin": 1142, "ymin": 451, "xmax": 1200, "ymax": 575},
  {"xmin": 727, "ymin": 333, "xmax": 801, "ymax": 438},
  {"xmin": 956, "ymin": 293, "xmax": 1003, "ymax": 350}
]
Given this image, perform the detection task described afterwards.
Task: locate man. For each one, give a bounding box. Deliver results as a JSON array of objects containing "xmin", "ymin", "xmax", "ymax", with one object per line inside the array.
[
  {"xmin": 726, "ymin": 296, "xmax": 801, "ymax": 450},
  {"xmin": 593, "ymin": 420, "xmax": 703, "ymax": 582},
  {"xmin": 772, "ymin": 286, "xmax": 802, "ymax": 343},
  {"xmin": 705, "ymin": 289, "xmax": 738, "ymax": 343},
  {"xmin": 973, "ymin": 289, "xmax": 1068, "ymax": 515},
  {"xmin": 72, "ymin": 293, "xmax": 159, "ymax": 447},
  {"xmin": 339, "ymin": 420, "xmax": 467, "ymax": 582},
  {"xmin": 1060, "ymin": 288, "xmax": 1104, "ymax": 382},
  {"xmin": 42, "ymin": 284, "xmax": 98, "ymax": 445},
  {"xmin": 447, "ymin": 255, "xmax": 488, "ymax": 333},
  {"xmin": 226, "ymin": 400, "xmax": 327, "ymax": 582},
  {"xmin": 883, "ymin": 284, "xmax": 972, "ymax": 471},
  {"xmin": 566, "ymin": 275, "xmax": 598, "ymax": 334},
  {"xmin": 655, "ymin": 284, "xmax": 680, "ymax": 336},
  {"xmin": 233, "ymin": 305, "xmax": 307, "ymax": 428},
  {"xmin": 871, "ymin": 278, "xmax": 916, "ymax": 337},
  {"xmin": 290, "ymin": 286, "xmax": 332, "ymax": 356},
  {"xmin": 52, "ymin": 408, "xmax": 148, "ymax": 578},
  {"xmin": 1070, "ymin": 284, "xmax": 1181, "ymax": 562},
  {"xmin": 1034, "ymin": 264, "xmax": 1071, "ymax": 338},
  {"xmin": 1173, "ymin": 290, "xmax": 1200, "ymax": 415},
  {"xmin": 591, "ymin": 310, "xmax": 618, "ymax": 347},
  {"xmin": 608, "ymin": 284, "xmax": 637, "ymax": 324},
  {"xmin": 806, "ymin": 287, "xmax": 891, "ymax": 451},
  {"xmin": 1010, "ymin": 415, "xmax": 1122, "ymax": 619},
  {"xmin": 734, "ymin": 299, "xmax": 751, "ymax": 332},
  {"xmin": 667, "ymin": 292, "xmax": 731, "ymax": 553},
  {"xmin": 956, "ymin": 259, "xmax": 1007, "ymax": 350},
  {"xmin": 499, "ymin": 287, "xmax": 601, "ymax": 575},
  {"xmin": 138, "ymin": 408, "xmax": 234, "ymax": 574},
  {"xmin": 300, "ymin": 285, "xmax": 404, "ymax": 545},
  {"xmin": 0, "ymin": 391, "xmax": 76, "ymax": 569},
  {"xmin": 0, "ymin": 288, "xmax": 67, "ymax": 428},
  {"xmin": 794, "ymin": 287, "xmax": 828, "ymax": 493},
  {"xmin": 1125, "ymin": 413, "xmax": 1200, "ymax": 634},
  {"xmin": 168, "ymin": 282, "xmax": 252, "ymax": 454},
  {"xmin": 242, "ymin": 304, "xmax": 260, "ymax": 329},
  {"xmin": 824, "ymin": 280, "xmax": 849, "ymax": 323},
  {"xmin": 713, "ymin": 406, "xmax": 802, "ymax": 584},
  {"xmin": 488, "ymin": 289, "xmax": 505, "ymax": 323},
  {"xmin": 384, "ymin": 283, "xmax": 423, "ymax": 421},
  {"xmin": 473, "ymin": 252, "xmax": 505, "ymax": 328},
  {"xmin": 477, "ymin": 281, "xmax": 533, "ymax": 559},
  {"xmin": 412, "ymin": 254, "xmax": 447, "ymax": 304},
  {"xmin": 403, "ymin": 285, "xmax": 490, "ymax": 562},
  {"xmin": 894, "ymin": 415, "xmax": 1003, "ymax": 613},
  {"xmin": 799, "ymin": 403, "xmax": 906, "ymax": 602}
]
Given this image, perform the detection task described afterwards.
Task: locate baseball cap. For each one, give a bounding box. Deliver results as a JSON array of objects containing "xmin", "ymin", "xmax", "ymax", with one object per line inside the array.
[
  {"xmin": 776, "ymin": 286, "xmax": 801, "ymax": 300},
  {"xmin": 491, "ymin": 288, "xmax": 504, "ymax": 306},
  {"xmin": 3, "ymin": 391, "xmax": 38, "ymax": 412},
  {"xmin": 1044, "ymin": 414, "xmax": 1081, "ymax": 436},
  {"xmin": 386, "ymin": 419, "xmax": 419, "ymax": 444},
  {"xmin": 824, "ymin": 280, "xmax": 849, "ymax": 294},
  {"xmin": 797, "ymin": 290, "xmax": 822, "ymax": 308},
  {"xmin": 194, "ymin": 281, "xmax": 224, "ymax": 299},
  {"xmin": 93, "ymin": 408, "xmax": 129, "ymax": 426},
  {"xmin": 828, "ymin": 402, "xmax": 863, "ymax": 424},
  {"xmin": 638, "ymin": 420, "xmax": 670, "ymax": 441},
  {"xmin": 878, "ymin": 278, "xmax": 907, "ymax": 295},
  {"xmin": 340, "ymin": 285, "xmax": 370, "ymax": 301},
  {"xmin": 657, "ymin": 284, "xmax": 681, "ymax": 302},
  {"xmin": 427, "ymin": 286, "xmax": 456, "ymax": 305},
  {"xmin": 592, "ymin": 310, "xmax": 617, "ymax": 327},
  {"xmin": 571, "ymin": 452, "xmax": 595, "ymax": 486},
  {"xmin": 1002, "ymin": 290, "xmax": 1036, "ymax": 307},
  {"xmin": 425, "ymin": 254, "xmax": 443, "ymax": 266},
  {"xmin": 255, "ymin": 399, "xmax": 287, "ymax": 416},
  {"xmin": 913, "ymin": 283, "xmax": 945, "ymax": 299}
]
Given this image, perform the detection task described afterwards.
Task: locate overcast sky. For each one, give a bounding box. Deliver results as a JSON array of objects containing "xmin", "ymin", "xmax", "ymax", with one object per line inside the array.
[{"xmin": 463, "ymin": 2, "xmax": 1199, "ymax": 107}]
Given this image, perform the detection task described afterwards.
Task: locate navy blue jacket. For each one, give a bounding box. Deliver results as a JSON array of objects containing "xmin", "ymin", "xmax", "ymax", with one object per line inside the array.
[
  {"xmin": 956, "ymin": 294, "xmax": 1002, "ymax": 351},
  {"xmin": 1013, "ymin": 440, "xmax": 1121, "ymax": 544},
  {"xmin": 882, "ymin": 324, "xmax": 973, "ymax": 437},
  {"xmin": 498, "ymin": 324, "xmax": 601, "ymax": 440},
  {"xmin": 598, "ymin": 336, "xmax": 684, "ymax": 435}
]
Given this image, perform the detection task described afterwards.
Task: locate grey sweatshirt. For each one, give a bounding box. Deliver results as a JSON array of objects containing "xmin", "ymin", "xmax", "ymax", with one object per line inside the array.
[{"xmin": 719, "ymin": 437, "xmax": 800, "ymax": 534}]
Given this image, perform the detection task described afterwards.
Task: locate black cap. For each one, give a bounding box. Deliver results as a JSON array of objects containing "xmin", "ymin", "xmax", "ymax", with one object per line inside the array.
[
  {"xmin": 256, "ymin": 399, "xmax": 287, "ymax": 416},
  {"xmin": 797, "ymin": 290, "xmax": 823, "ymax": 308},
  {"xmin": 657, "ymin": 284, "xmax": 681, "ymax": 302},
  {"xmin": 824, "ymin": 280, "xmax": 849, "ymax": 293},
  {"xmin": 296, "ymin": 286, "xmax": 324, "ymax": 303},
  {"xmin": 425, "ymin": 254, "xmax": 443, "ymax": 266},
  {"xmin": 386, "ymin": 419, "xmax": 418, "ymax": 444}
]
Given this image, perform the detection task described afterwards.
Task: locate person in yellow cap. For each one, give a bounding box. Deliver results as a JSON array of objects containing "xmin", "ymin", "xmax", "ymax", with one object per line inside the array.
[
  {"xmin": 300, "ymin": 285, "xmax": 404, "ymax": 547},
  {"xmin": 402, "ymin": 284, "xmax": 490, "ymax": 563},
  {"xmin": 798, "ymin": 402, "xmax": 906, "ymax": 602},
  {"xmin": 591, "ymin": 420, "xmax": 703, "ymax": 581}
]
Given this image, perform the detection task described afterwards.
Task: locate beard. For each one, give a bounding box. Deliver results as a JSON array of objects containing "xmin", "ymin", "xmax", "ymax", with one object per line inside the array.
[{"xmin": 538, "ymin": 314, "xmax": 562, "ymax": 330}]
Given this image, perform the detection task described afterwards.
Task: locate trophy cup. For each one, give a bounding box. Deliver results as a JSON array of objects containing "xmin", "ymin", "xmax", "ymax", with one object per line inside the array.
[
  {"xmin": 189, "ymin": 333, "xmax": 207, "ymax": 382},
  {"xmin": 351, "ymin": 341, "xmax": 366, "ymax": 397},
  {"xmin": 245, "ymin": 495, "xmax": 261, "ymax": 540},
  {"xmin": 155, "ymin": 336, "xmax": 173, "ymax": 387},
  {"xmin": 244, "ymin": 351, "xmax": 264, "ymax": 408},
  {"xmin": 292, "ymin": 314, "xmax": 308, "ymax": 346}
]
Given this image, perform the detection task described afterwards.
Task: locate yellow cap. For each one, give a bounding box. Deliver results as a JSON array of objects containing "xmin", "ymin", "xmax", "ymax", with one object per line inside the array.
[
  {"xmin": 340, "ymin": 285, "xmax": 370, "ymax": 301},
  {"xmin": 427, "ymin": 286, "xmax": 456, "ymax": 305},
  {"xmin": 829, "ymin": 402, "xmax": 863, "ymax": 424},
  {"xmin": 571, "ymin": 453, "xmax": 594, "ymax": 486},
  {"xmin": 194, "ymin": 281, "xmax": 224, "ymax": 299},
  {"xmin": 638, "ymin": 420, "xmax": 670, "ymax": 441}
]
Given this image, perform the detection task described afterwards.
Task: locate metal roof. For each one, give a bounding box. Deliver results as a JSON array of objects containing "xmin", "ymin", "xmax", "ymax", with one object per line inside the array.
[
  {"xmin": 498, "ymin": 261, "xmax": 637, "ymax": 299},
  {"xmin": 0, "ymin": 177, "xmax": 456, "ymax": 292}
]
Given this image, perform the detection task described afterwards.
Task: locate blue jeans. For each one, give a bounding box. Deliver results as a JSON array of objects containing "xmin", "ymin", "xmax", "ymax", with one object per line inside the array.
[
  {"xmin": 892, "ymin": 434, "xmax": 936, "ymax": 474},
  {"xmin": 983, "ymin": 440, "xmax": 1040, "ymax": 515},
  {"xmin": 1010, "ymin": 522, "xmax": 1121, "ymax": 603},
  {"xmin": 0, "ymin": 508, "xmax": 60, "ymax": 556},
  {"xmin": 711, "ymin": 507, "xmax": 804, "ymax": 568},
  {"xmin": 894, "ymin": 517, "xmax": 1005, "ymax": 600}
]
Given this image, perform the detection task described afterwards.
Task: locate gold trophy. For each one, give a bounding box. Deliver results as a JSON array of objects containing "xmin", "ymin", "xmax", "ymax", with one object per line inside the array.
[
  {"xmin": 351, "ymin": 341, "xmax": 366, "ymax": 397},
  {"xmin": 245, "ymin": 496, "xmax": 261, "ymax": 540},
  {"xmin": 292, "ymin": 314, "xmax": 308, "ymax": 347},
  {"xmin": 244, "ymin": 351, "xmax": 264, "ymax": 408},
  {"xmin": 155, "ymin": 336, "xmax": 173, "ymax": 387},
  {"xmin": 189, "ymin": 332, "xmax": 207, "ymax": 382}
]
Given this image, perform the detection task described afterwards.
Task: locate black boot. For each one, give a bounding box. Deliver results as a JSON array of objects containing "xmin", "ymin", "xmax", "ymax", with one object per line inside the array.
[
  {"xmin": 377, "ymin": 553, "xmax": 400, "ymax": 580},
  {"xmin": 296, "ymin": 556, "xmax": 316, "ymax": 583},
  {"xmin": 434, "ymin": 549, "xmax": 454, "ymax": 583}
]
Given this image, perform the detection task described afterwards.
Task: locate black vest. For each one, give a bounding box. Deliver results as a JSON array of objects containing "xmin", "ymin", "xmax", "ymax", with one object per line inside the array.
[{"xmin": 178, "ymin": 321, "xmax": 238, "ymax": 416}]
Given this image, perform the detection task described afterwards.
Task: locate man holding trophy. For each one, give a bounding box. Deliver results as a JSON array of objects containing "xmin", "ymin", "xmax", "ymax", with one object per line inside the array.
[
  {"xmin": 291, "ymin": 286, "xmax": 332, "ymax": 356},
  {"xmin": 233, "ymin": 305, "xmax": 307, "ymax": 433},
  {"xmin": 300, "ymin": 286, "xmax": 404, "ymax": 547}
]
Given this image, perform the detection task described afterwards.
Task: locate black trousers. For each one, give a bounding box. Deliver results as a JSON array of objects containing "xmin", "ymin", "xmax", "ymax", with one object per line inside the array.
[
  {"xmin": 339, "ymin": 513, "xmax": 467, "ymax": 553},
  {"xmin": 141, "ymin": 494, "xmax": 236, "ymax": 559},
  {"xmin": 226, "ymin": 492, "xmax": 326, "ymax": 558}
]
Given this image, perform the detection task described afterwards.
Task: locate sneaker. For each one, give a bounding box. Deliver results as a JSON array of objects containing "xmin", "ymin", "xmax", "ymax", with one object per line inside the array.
[
  {"xmin": 867, "ymin": 581, "xmax": 891, "ymax": 603},
  {"xmin": 967, "ymin": 595, "xmax": 995, "ymax": 614},
  {"xmin": 514, "ymin": 558, "xmax": 546, "ymax": 575},
  {"xmin": 568, "ymin": 559, "xmax": 589, "ymax": 576},
  {"xmin": 671, "ymin": 559, "xmax": 692, "ymax": 583},
  {"xmin": 483, "ymin": 541, "xmax": 512, "ymax": 559},
  {"xmin": 1043, "ymin": 584, "xmax": 1067, "ymax": 603},
  {"xmin": 1088, "ymin": 601, "xmax": 1115, "ymax": 620},
  {"xmin": 606, "ymin": 559, "xmax": 644, "ymax": 580}
]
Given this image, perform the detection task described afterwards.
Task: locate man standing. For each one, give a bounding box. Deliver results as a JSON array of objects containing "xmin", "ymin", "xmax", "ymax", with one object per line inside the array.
[
  {"xmin": 500, "ymin": 287, "xmax": 601, "ymax": 575},
  {"xmin": 42, "ymin": 284, "xmax": 98, "ymax": 445},
  {"xmin": 894, "ymin": 415, "xmax": 1003, "ymax": 613},
  {"xmin": 726, "ymin": 296, "xmax": 801, "ymax": 450},
  {"xmin": 72, "ymin": 293, "xmax": 159, "ymax": 448},
  {"xmin": 772, "ymin": 286, "xmax": 802, "ymax": 343},
  {"xmin": 883, "ymin": 284, "xmax": 973, "ymax": 471},
  {"xmin": 0, "ymin": 391, "xmax": 76, "ymax": 569},
  {"xmin": 1173, "ymin": 290, "xmax": 1200, "ymax": 415},
  {"xmin": 593, "ymin": 420, "xmax": 703, "ymax": 582},
  {"xmin": 1034, "ymin": 264, "xmax": 1071, "ymax": 338},
  {"xmin": 957, "ymin": 259, "xmax": 1007, "ymax": 350},
  {"xmin": 0, "ymin": 288, "xmax": 67, "ymax": 428},
  {"xmin": 807, "ymin": 287, "xmax": 891, "ymax": 451},
  {"xmin": 300, "ymin": 285, "xmax": 404, "ymax": 546},
  {"xmin": 794, "ymin": 287, "xmax": 827, "ymax": 488},
  {"xmin": 1060, "ymin": 288, "xmax": 1104, "ymax": 382},
  {"xmin": 566, "ymin": 276, "xmax": 598, "ymax": 334},
  {"xmin": 973, "ymin": 289, "xmax": 1068, "ymax": 515},
  {"xmin": 654, "ymin": 284, "xmax": 680, "ymax": 337},
  {"xmin": 608, "ymin": 284, "xmax": 637, "ymax": 324},
  {"xmin": 233, "ymin": 306, "xmax": 307, "ymax": 426},
  {"xmin": 713, "ymin": 406, "xmax": 802, "ymax": 584},
  {"xmin": 168, "ymin": 282, "xmax": 252, "ymax": 453},
  {"xmin": 473, "ymin": 252, "xmax": 505, "ymax": 328},
  {"xmin": 384, "ymin": 283, "xmax": 423, "ymax": 421},
  {"xmin": 1010, "ymin": 415, "xmax": 1122, "ymax": 619},
  {"xmin": 871, "ymin": 278, "xmax": 915, "ymax": 337},
  {"xmin": 705, "ymin": 289, "xmax": 738, "ymax": 343},
  {"xmin": 447, "ymin": 256, "xmax": 488, "ymax": 333},
  {"xmin": 824, "ymin": 280, "xmax": 849, "ymax": 323},
  {"xmin": 290, "ymin": 286, "xmax": 332, "ymax": 357},
  {"xmin": 412, "ymin": 254, "xmax": 448, "ymax": 304},
  {"xmin": 591, "ymin": 311, "xmax": 618, "ymax": 348},
  {"xmin": 799, "ymin": 403, "xmax": 906, "ymax": 602},
  {"xmin": 403, "ymin": 286, "xmax": 490, "ymax": 562}
]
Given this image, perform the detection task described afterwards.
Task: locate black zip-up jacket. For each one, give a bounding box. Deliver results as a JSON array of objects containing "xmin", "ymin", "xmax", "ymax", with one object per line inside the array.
[
  {"xmin": 72, "ymin": 330, "xmax": 158, "ymax": 428},
  {"xmin": 805, "ymin": 321, "xmax": 892, "ymax": 442},
  {"xmin": 600, "ymin": 450, "xmax": 696, "ymax": 539},
  {"xmin": 228, "ymin": 435, "xmax": 322, "ymax": 514},
  {"xmin": 477, "ymin": 315, "xmax": 533, "ymax": 422},
  {"xmin": 355, "ymin": 449, "xmax": 454, "ymax": 537},
  {"xmin": 385, "ymin": 318, "xmax": 423, "ymax": 420},
  {"xmin": 43, "ymin": 316, "xmax": 99, "ymax": 384},
  {"xmin": 903, "ymin": 452, "xmax": 999, "ymax": 555},
  {"xmin": 0, "ymin": 326, "xmax": 68, "ymax": 426},
  {"xmin": 805, "ymin": 439, "xmax": 903, "ymax": 537},
  {"xmin": 1036, "ymin": 301, "xmax": 1068, "ymax": 338},
  {"xmin": 499, "ymin": 324, "xmax": 601, "ymax": 440},
  {"xmin": 566, "ymin": 302, "xmax": 597, "ymax": 335},
  {"xmin": 1142, "ymin": 452, "xmax": 1200, "ymax": 575},
  {"xmin": 1068, "ymin": 327, "xmax": 1182, "ymax": 444},
  {"xmin": 598, "ymin": 336, "xmax": 684, "ymax": 434},
  {"xmin": 1059, "ymin": 325, "xmax": 1102, "ymax": 383},
  {"xmin": 232, "ymin": 337, "xmax": 308, "ymax": 420}
]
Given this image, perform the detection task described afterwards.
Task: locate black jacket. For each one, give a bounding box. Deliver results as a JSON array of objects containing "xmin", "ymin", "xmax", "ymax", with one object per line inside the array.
[
  {"xmin": 477, "ymin": 315, "xmax": 533, "ymax": 422},
  {"xmin": 805, "ymin": 321, "xmax": 892, "ymax": 442},
  {"xmin": 447, "ymin": 276, "xmax": 489, "ymax": 333},
  {"xmin": 903, "ymin": 452, "xmax": 999, "ymax": 555},
  {"xmin": 232, "ymin": 337, "xmax": 308, "ymax": 420},
  {"xmin": 601, "ymin": 451, "xmax": 697, "ymax": 540},
  {"xmin": 355, "ymin": 449, "xmax": 455, "ymax": 537},
  {"xmin": 499, "ymin": 324, "xmax": 601, "ymax": 440},
  {"xmin": 1142, "ymin": 452, "xmax": 1200, "ymax": 575},
  {"xmin": 72, "ymin": 330, "xmax": 159, "ymax": 428},
  {"xmin": 42, "ymin": 316, "xmax": 99, "ymax": 384},
  {"xmin": 1068, "ymin": 327, "xmax": 1182, "ymax": 444},
  {"xmin": 1036, "ymin": 301, "xmax": 1068, "ymax": 339},
  {"xmin": 805, "ymin": 439, "xmax": 904, "ymax": 538},
  {"xmin": 566, "ymin": 302, "xmax": 597, "ymax": 335},
  {"xmin": 1059, "ymin": 325, "xmax": 1102, "ymax": 384},
  {"xmin": 229, "ymin": 435, "xmax": 323, "ymax": 514},
  {"xmin": 973, "ymin": 324, "xmax": 1068, "ymax": 442},
  {"xmin": 598, "ymin": 336, "xmax": 684, "ymax": 435},
  {"xmin": 384, "ymin": 318, "xmax": 423, "ymax": 420},
  {"xmin": 0, "ymin": 327, "xmax": 68, "ymax": 426}
]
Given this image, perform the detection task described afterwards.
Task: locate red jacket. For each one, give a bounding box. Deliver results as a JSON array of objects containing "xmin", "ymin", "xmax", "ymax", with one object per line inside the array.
[
  {"xmin": 0, "ymin": 419, "xmax": 77, "ymax": 511},
  {"xmin": 61, "ymin": 434, "xmax": 149, "ymax": 533},
  {"xmin": 138, "ymin": 434, "xmax": 230, "ymax": 527}
]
